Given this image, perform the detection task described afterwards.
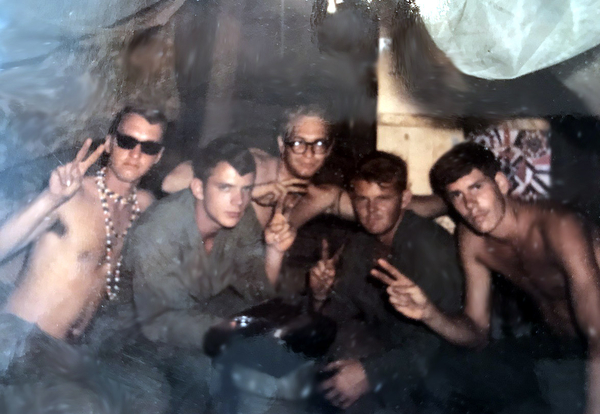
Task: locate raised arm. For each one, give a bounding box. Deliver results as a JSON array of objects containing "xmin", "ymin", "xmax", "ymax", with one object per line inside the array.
[
  {"xmin": 0, "ymin": 139, "xmax": 104, "ymax": 261},
  {"xmin": 547, "ymin": 215, "xmax": 600, "ymax": 414},
  {"xmin": 372, "ymin": 226, "xmax": 491, "ymax": 348},
  {"xmin": 408, "ymin": 194, "xmax": 447, "ymax": 218},
  {"xmin": 289, "ymin": 185, "xmax": 349, "ymax": 229},
  {"xmin": 264, "ymin": 197, "xmax": 297, "ymax": 286},
  {"xmin": 161, "ymin": 160, "xmax": 193, "ymax": 194}
]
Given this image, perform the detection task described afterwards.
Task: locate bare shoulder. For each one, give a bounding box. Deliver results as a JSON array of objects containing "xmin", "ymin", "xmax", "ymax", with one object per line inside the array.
[
  {"xmin": 250, "ymin": 148, "xmax": 277, "ymax": 183},
  {"xmin": 250, "ymin": 147, "xmax": 272, "ymax": 162},
  {"xmin": 535, "ymin": 202, "xmax": 586, "ymax": 238},
  {"xmin": 457, "ymin": 223, "xmax": 487, "ymax": 258},
  {"xmin": 136, "ymin": 190, "xmax": 156, "ymax": 212}
]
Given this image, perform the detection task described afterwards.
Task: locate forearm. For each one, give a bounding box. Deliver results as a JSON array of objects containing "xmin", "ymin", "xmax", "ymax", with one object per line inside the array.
[
  {"xmin": 424, "ymin": 308, "xmax": 488, "ymax": 348},
  {"xmin": 408, "ymin": 195, "xmax": 447, "ymax": 219},
  {"xmin": 265, "ymin": 246, "xmax": 284, "ymax": 286},
  {"xmin": 0, "ymin": 190, "xmax": 63, "ymax": 260}
]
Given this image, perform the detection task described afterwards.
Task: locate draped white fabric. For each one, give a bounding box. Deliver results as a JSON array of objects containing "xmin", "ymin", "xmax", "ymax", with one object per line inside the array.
[{"xmin": 415, "ymin": 0, "xmax": 600, "ymax": 79}]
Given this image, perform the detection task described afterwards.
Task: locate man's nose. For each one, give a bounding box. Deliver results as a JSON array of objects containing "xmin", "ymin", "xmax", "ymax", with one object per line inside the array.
[
  {"xmin": 367, "ymin": 200, "xmax": 378, "ymax": 214},
  {"xmin": 464, "ymin": 194, "xmax": 476, "ymax": 211},
  {"xmin": 130, "ymin": 144, "xmax": 142, "ymax": 158},
  {"xmin": 303, "ymin": 146, "xmax": 316, "ymax": 159},
  {"xmin": 231, "ymin": 190, "xmax": 243, "ymax": 206}
]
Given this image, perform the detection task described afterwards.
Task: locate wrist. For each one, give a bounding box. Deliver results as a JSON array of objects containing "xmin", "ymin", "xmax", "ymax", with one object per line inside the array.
[
  {"xmin": 266, "ymin": 243, "xmax": 286, "ymax": 254},
  {"xmin": 41, "ymin": 189, "xmax": 67, "ymax": 208},
  {"xmin": 421, "ymin": 304, "xmax": 439, "ymax": 325}
]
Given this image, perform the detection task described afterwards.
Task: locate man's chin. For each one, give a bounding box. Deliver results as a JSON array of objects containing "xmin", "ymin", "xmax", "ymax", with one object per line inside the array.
[
  {"xmin": 362, "ymin": 224, "xmax": 388, "ymax": 237},
  {"xmin": 293, "ymin": 170, "xmax": 317, "ymax": 180},
  {"xmin": 219, "ymin": 219, "xmax": 242, "ymax": 229},
  {"xmin": 111, "ymin": 169, "xmax": 144, "ymax": 184},
  {"xmin": 289, "ymin": 165, "xmax": 319, "ymax": 179},
  {"xmin": 468, "ymin": 221, "xmax": 493, "ymax": 235}
]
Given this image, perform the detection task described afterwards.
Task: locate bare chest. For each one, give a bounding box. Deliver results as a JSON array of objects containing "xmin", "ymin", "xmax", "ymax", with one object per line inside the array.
[
  {"xmin": 481, "ymin": 234, "xmax": 568, "ymax": 301},
  {"xmin": 52, "ymin": 194, "xmax": 134, "ymax": 267}
]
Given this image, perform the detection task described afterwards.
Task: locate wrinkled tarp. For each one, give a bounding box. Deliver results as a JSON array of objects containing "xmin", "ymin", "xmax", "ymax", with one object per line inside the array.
[
  {"xmin": 0, "ymin": 0, "xmax": 159, "ymax": 65},
  {"xmin": 415, "ymin": 0, "xmax": 600, "ymax": 79},
  {"xmin": 0, "ymin": 0, "xmax": 181, "ymax": 174},
  {"xmin": 0, "ymin": 0, "xmax": 182, "ymax": 221}
]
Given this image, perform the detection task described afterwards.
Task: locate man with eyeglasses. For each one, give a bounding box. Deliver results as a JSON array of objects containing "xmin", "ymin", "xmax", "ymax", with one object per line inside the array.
[
  {"xmin": 0, "ymin": 106, "xmax": 168, "ymax": 413},
  {"xmin": 161, "ymin": 106, "xmax": 444, "ymax": 230}
]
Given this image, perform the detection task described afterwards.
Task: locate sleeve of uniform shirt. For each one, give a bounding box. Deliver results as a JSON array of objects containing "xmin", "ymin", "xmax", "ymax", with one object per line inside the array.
[{"xmin": 124, "ymin": 204, "xmax": 222, "ymax": 349}]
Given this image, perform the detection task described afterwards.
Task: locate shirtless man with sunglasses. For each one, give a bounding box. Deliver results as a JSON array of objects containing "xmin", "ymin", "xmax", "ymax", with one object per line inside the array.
[
  {"xmin": 0, "ymin": 106, "xmax": 165, "ymax": 340},
  {"xmin": 162, "ymin": 106, "xmax": 444, "ymax": 229},
  {"xmin": 0, "ymin": 107, "xmax": 169, "ymax": 414}
]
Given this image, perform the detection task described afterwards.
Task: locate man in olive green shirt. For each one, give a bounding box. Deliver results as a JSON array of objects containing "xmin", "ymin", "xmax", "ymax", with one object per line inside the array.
[{"xmin": 125, "ymin": 137, "xmax": 294, "ymax": 413}]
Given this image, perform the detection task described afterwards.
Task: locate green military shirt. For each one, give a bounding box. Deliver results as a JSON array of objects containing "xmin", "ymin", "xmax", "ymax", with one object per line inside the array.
[
  {"xmin": 123, "ymin": 189, "xmax": 274, "ymax": 349},
  {"xmin": 322, "ymin": 211, "xmax": 464, "ymax": 405}
]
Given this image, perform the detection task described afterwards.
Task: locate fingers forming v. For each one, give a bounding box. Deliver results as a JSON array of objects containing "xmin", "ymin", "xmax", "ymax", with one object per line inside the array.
[
  {"xmin": 321, "ymin": 238, "xmax": 330, "ymax": 261},
  {"xmin": 74, "ymin": 138, "xmax": 92, "ymax": 164},
  {"xmin": 376, "ymin": 259, "xmax": 415, "ymax": 286},
  {"xmin": 331, "ymin": 243, "xmax": 345, "ymax": 264},
  {"xmin": 370, "ymin": 268, "xmax": 396, "ymax": 286},
  {"xmin": 80, "ymin": 140, "xmax": 106, "ymax": 174}
]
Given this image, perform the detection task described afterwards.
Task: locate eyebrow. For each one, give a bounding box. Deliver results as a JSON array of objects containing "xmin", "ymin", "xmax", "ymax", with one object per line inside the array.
[{"xmin": 468, "ymin": 180, "xmax": 484, "ymax": 189}]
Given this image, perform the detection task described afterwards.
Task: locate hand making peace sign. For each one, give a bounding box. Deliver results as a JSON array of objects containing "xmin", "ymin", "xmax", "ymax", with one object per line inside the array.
[
  {"xmin": 48, "ymin": 138, "xmax": 105, "ymax": 202},
  {"xmin": 264, "ymin": 195, "xmax": 297, "ymax": 253},
  {"xmin": 309, "ymin": 238, "xmax": 344, "ymax": 303},
  {"xmin": 370, "ymin": 258, "xmax": 434, "ymax": 321}
]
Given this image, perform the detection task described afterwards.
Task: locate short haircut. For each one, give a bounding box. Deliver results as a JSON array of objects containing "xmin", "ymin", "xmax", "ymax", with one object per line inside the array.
[
  {"xmin": 192, "ymin": 136, "xmax": 256, "ymax": 183},
  {"xmin": 430, "ymin": 142, "xmax": 501, "ymax": 198},
  {"xmin": 282, "ymin": 105, "xmax": 331, "ymax": 141},
  {"xmin": 108, "ymin": 106, "xmax": 168, "ymax": 138},
  {"xmin": 351, "ymin": 151, "xmax": 408, "ymax": 193}
]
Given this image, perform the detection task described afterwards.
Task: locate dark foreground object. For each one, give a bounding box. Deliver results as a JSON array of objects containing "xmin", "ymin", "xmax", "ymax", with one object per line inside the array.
[{"xmin": 204, "ymin": 299, "xmax": 337, "ymax": 414}]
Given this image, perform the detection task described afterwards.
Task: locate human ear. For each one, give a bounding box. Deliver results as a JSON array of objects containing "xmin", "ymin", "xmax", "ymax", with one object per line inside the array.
[
  {"xmin": 277, "ymin": 136, "xmax": 285, "ymax": 156},
  {"xmin": 190, "ymin": 178, "xmax": 204, "ymax": 200},
  {"xmin": 494, "ymin": 172, "xmax": 510, "ymax": 195}
]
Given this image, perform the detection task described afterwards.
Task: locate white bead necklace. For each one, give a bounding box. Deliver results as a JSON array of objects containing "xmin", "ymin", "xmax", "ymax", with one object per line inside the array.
[{"xmin": 95, "ymin": 167, "xmax": 140, "ymax": 300}]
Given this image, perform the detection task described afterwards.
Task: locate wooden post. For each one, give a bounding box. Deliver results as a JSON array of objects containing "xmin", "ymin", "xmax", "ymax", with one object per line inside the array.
[{"xmin": 200, "ymin": 0, "xmax": 243, "ymax": 145}]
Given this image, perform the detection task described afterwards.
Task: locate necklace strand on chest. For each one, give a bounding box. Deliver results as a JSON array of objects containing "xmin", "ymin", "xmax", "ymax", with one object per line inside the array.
[{"xmin": 95, "ymin": 167, "xmax": 140, "ymax": 300}]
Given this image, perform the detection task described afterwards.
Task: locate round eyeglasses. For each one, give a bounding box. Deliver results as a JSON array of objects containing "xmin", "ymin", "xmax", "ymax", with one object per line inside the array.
[{"xmin": 284, "ymin": 138, "xmax": 332, "ymax": 155}]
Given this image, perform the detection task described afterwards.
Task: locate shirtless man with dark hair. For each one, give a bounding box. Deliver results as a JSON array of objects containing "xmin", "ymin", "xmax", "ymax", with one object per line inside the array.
[
  {"xmin": 374, "ymin": 142, "xmax": 600, "ymax": 414},
  {"xmin": 161, "ymin": 106, "xmax": 444, "ymax": 230},
  {"xmin": 0, "ymin": 106, "xmax": 167, "ymax": 413}
]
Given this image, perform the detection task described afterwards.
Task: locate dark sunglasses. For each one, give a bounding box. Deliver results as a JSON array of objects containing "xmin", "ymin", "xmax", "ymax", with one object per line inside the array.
[{"xmin": 115, "ymin": 132, "xmax": 163, "ymax": 155}]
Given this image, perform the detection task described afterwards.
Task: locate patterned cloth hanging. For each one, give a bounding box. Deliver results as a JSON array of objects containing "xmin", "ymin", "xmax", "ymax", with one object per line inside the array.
[{"xmin": 467, "ymin": 126, "xmax": 551, "ymax": 201}]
